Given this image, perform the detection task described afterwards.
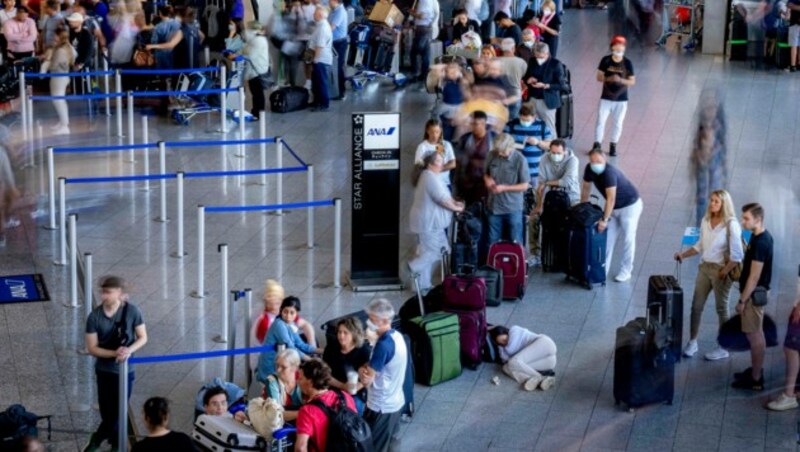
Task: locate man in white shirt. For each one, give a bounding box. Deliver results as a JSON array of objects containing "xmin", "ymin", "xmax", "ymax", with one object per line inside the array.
[
  {"xmin": 408, "ymin": 0, "xmax": 436, "ymax": 82},
  {"xmin": 359, "ymin": 299, "xmax": 407, "ymax": 452},
  {"xmin": 309, "ymin": 6, "xmax": 333, "ymax": 111}
]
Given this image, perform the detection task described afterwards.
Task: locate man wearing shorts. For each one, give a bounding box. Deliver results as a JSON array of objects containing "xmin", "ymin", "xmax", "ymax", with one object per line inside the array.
[
  {"xmin": 788, "ymin": 0, "xmax": 800, "ymax": 72},
  {"xmin": 731, "ymin": 203, "xmax": 773, "ymax": 391}
]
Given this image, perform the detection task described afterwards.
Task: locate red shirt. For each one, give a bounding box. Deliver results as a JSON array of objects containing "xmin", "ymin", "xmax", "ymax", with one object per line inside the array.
[{"xmin": 296, "ymin": 390, "xmax": 357, "ymax": 452}]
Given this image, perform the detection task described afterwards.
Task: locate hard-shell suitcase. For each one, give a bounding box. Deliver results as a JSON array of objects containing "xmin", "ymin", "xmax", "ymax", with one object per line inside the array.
[
  {"xmin": 776, "ymin": 27, "xmax": 790, "ymax": 69},
  {"xmin": 613, "ymin": 309, "xmax": 676, "ymax": 410},
  {"xmin": 450, "ymin": 207, "xmax": 483, "ymax": 273},
  {"xmin": 460, "ymin": 265, "xmax": 503, "ymax": 307},
  {"xmin": 487, "ymin": 241, "xmax": 527, "ymax": 300},
  {"xmin": 647, "ymin": 273, "xmax": 684, "ymax": 363},
  {"xmin": 540, "ymin": 188, "xmax": 571, "ymax": 273},
  {"xmin": 193, "ymin": 414, "xmax": 266, "ymax": 451},
  {"xmin": 269, "ymin": 86, "xmax": 309, "ymax": 113},
  {"xmin": 328, "ymin": 48, "xmax": 340, "ymax": 99},
  {"xmin": 565, "ymin": 202, "xmax": 606, "ymax": 289},
  {"xmin": 555, "ymin": 91, "xmax": 574, "ymax": 139},
  {"xmin": 442, "ymin": 274, "xmax": 487, "ymax": 310}
]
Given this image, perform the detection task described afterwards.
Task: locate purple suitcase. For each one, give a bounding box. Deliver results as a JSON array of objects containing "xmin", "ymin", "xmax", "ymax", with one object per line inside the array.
[
  {"xmin": 487, "ymin": 241, "xmax": 528, "ymax": 300},
  {"xmin": 441, "ymin": 275, "xmax": 487, "ymax": 369},
  {"xmin": 442, "ymin": 275, "xmax": 487, "ymax": 310}
]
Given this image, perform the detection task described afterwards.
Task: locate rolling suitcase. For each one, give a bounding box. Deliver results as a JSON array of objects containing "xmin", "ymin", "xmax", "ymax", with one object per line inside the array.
[
  {"xmin": 450, "ymin": 208, "xmax": 482, "ymax": 273},
  {"xmin": 269, "ymin": 86, "xmax": 309, "ymax": 113},
  {"xmin": 440, "ymin": 275, "xmax": 487, "ymax": 369},
  {"xmin": 565, "ymin": 202, "xmax": 606, "ymax": 289},
  {"xmin": 776, "ymin": 27, "xmax": 790, "ymax": 69},
  {"xmin": 193, "ymin": 414, "xmax": 267, "ymax": 451},
  {"xmin": 487, "ymin": 241, "xmax": 527, "ymax": 300},
  {"xmin": 328, "ymin": 48, "xmax": 340, "ymax": 100},
  {"xmin": 647, "ymin": 272, "xmax": 684, "ymax": 363},
  {"xmin": 540, "ymin": 188, "xmax": 571, "ymax": 273},
  {"xmin": 459, "ymin": 264, "xmax": 503, "ymax": 307},
  {"xmin": 555, "ymin": 91, "xmax": 574, "ymax": 139},
  {"xmin": 729, "ymin": 6, "xmax": 748, "ymax": 61},
  {"xmin": 407, "ymin": 276, "xmax": 462, "ymax": 386},
  {"xmin": 442, "ymin": 274, "xmax": 487, "ymax": 310},
  {"xmin": 613, "ymin": 307, "xmax": 676, "ymax": 411}
]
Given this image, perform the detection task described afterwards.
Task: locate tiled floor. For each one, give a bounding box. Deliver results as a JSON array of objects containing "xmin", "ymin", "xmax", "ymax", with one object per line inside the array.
[{"xmin": 2, "ymin": 8, "xmax": 800, "ymax": 452}]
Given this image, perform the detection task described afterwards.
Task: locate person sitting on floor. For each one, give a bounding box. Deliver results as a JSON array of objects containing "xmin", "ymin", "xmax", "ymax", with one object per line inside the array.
[
  {"xmin": 203, "ymin": 386, "xmax": 247, "ymax": 422},
  {"xmin": 489, "ymin": 325, "xmax": 557, "ymax": 391}
]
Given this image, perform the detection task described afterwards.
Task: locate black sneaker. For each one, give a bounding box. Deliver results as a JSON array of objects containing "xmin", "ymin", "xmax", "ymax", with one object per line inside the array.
[
  {"xmin": 733, "ymin": 367, "xmax": 752, "ymax": 381},
  {"xmin": 791, "ymin": 66, "xmax": 798, "ymax": 73},
  {"xmin": 592, "ymin": 141, "xmax": 602, "ymax": 151},
  {"xmin": 609, "ymin": 142, "xmax": 617, "ymax": 156},
  {"xmin": 731, "ymin": 371, "xmax": 764, "ymax": 391}
]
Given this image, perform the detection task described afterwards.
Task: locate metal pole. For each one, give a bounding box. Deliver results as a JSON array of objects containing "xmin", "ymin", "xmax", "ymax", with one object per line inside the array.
[
  {"xmin": 19, "ymin": 72, "xmax": 26, "ymax": 143},
  {"xmin": 118, "ymin": 360, "xmax": 129, "ymax": 452},
  {"xmin": 26, "ymin": 98, "xmax": 33, "ymax": 143},
  {"xmin": 57, "ymin": 178, "xmax": 66, "ymax": 266},
  {"xmin": 226, "ymin": 290, "xmax": 238, "ymax": 382},
  {"xmin": 214, "ymin": 244, "xmax": 229, "ymax": 343},
  {"xmin": 307, "ymin": 164, "xmax": 314, "ymax": 249},
  {"xmin": 84, "ymin": 253, "xmax": 93, "ymax": 317},
  {"xmin": 156, "ymin": 142, "xmax": 168, "ymax": 222},
  {"xmin": 191, "ymin": 205, "xmax": 206, "ymax": 298},
  {"xmin": 245, "ymin": 287, "xmax": 253, "ymax": 389},
  {"xmin": 334, "ymin": 198, "xmax": 342, "ymax": 288},
  {"xmin": 102, "ymin": 55, "xmax": 110, "ymax": 116},
  {"xmin": 204, "ymin": 47, "xmax": 210, "ymax": 66},
  {"xmin": 46, "ymin": 147, "xmax": 56, "ymax": 230},
  {"xmin": 237, "ymin": 87, "xmax": 245, "ymax": 158},
  {"xmin": 67, "ymin": 214, "xmax": 79, "ymax": 307},
  {"xmin": 219, "ymin": 65, "xmax": 227, "ymax": 133},
  {"xmin": 173, "ymin": 172, "xmax": 185, "ymax": 258},
  {"xmin": 127, "ymin": 92, "xmax": 135, "ymax": 162},
  {"xmin": 259, "ymin": 112, "xmax": 267, "ymax": 186},
  {"xmin": 142, "ymin": 115, "xmax": 150, "ymax": 192},
  {"xmin": 115, "ymin": 70, "xmax": 123, "ymax": 137},
  {"xmin": 276, "ymin": 138, "xmax": 283, "ymax": 215}
]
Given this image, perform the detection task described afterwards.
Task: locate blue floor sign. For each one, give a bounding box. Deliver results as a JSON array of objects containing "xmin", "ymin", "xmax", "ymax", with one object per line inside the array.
[{"xmin": 0, "ymin": 274, "xmax": 50, "ymax": 303}]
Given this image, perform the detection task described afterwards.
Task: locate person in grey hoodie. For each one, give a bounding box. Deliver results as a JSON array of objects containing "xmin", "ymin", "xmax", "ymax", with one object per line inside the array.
[{"xmin": 528, "ymin": 139, "xmax": 579, "ymax": 265}]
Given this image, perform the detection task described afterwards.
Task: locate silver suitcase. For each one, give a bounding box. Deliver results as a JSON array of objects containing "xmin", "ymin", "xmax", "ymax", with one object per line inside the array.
[{"xmin": 192, "ymin": 414, "xmax": 266, "ymax": 451}]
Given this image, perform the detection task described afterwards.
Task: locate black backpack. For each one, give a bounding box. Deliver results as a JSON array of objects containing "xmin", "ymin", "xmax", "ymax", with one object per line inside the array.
[
  {"xmin": 0, "ymin": 404, "xmax": 51, "ymax": 448},
  {"xmin": 311, "ymin": 390, "xmax": 373, "ymax": 452}
]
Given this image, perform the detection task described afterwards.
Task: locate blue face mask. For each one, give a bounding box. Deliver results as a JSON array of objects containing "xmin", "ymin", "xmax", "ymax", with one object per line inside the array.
[{"xmin": 590, "ymin": 163, "xmax": 605, "ymax": 174}]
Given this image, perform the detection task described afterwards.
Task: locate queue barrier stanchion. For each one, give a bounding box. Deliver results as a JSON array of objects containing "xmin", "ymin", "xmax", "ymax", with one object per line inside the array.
[
  {"xmin": 127, "ymin": 92, "xmax": 135, "ymax": 163},
  {"xmin": 68, "ymin": 213, "xmax": 79, "ymax": 308},
  {"xmin": 236, "ymin": 87, "xmax": 246, "ymax": 158},
  {"xmin": 219, "ymin": 65, "xmax": 227, "ymax": 133},
  {"xmin": 245, "ymin": 288, "xmax": 253, "ymax": 389},
  {"xmin": 307, "ymin": 164, "xmax": 314, "ymax": 249},
  {"xmin": 172, "ymin": 172, "xmax": 185, "ymax": 258},
  {"xmin": 19, "ymin": 72, "xmax": 27, "ymax": 144},
  {"xmin": 116, "ymin": 344, "xmax": 278, "ymax": 452},
  {"xmin": 259, "ymin": 112, "xmax": 267, "ymax": 186},
  {"xmin": 84, "ymin": 252, "xmax": 93, "ymax": 317},
  {"xmin": 227, "ymin": 289, "xmax": 244, "ymax": 382},
  {"xmin": 334, "ymin": 198, "xmax": 342, "ymax": 288},
  {"xmin": 204, "ymin": 47, "xmax": 211, "ymax": 67},
  {"xmin": 102, "ymin": 55, "xmax": 111, "ymax": 116},
  {"xmin": 191, "ymin": 205, "xmax": 206, "ymax": 299},
  {"xmin": 26, "ymin": 97, "xmax": 33, "ymax": 144},
  {"xmin": 115, "ymin": 70, "xmax": 123, "ymax": 137},
  {"xmin": 142, "ymin": 115, "xmax": 150, "ymax": 192},
  {"xmin": 57, "ymin": 178, "xmax": 67, "ymax": 266},
  {"xmin": 156, "ymin": 142, "xmax": 168, "ymax": 223},
  {"xmin": 275, "ymin": 138, "xmax": 284, "ymax": 216},
  {"xmin": 213, "ymin": 244, "xmax": 229, "ymax": 343},
  {"xmin": 46, "ymin": 147, "xmax": 56, "ymax": 230}
]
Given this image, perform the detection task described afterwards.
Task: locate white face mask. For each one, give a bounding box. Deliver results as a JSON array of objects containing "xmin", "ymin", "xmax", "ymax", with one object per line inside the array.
[
  {"xmin": 229, "ymin": 24, "xmax": 236, "ymax": 32},
  {"xmin": 590, "ymin": 163, "xmax": 606, "ymax": 174},
  {"xmin": 366, "ymin": 319, "xmax": 379, "ymax": 332},
  {"xmin": 550, "ymin": 152, "xmax": 564, "ymax": 163},
  {"xmin": 535, "ymin": 57, "xmax": 546, "ymax": 66},
  {"xmin": 543, "ymin": 8, "xmax": 552, "ymax": 15},
  {"xmin": 243, "ymin": 30, "xmax": 256, "ymax": 41},
  {"xmin": 612, "ymin": 49, "xmax": 625, "ymax": 58},
  {"xmin": 520, "ymin": 120, "xmax": 533, "ymax": 127},
  {"xmin": 523, "ymin": 40, "xmax": 534, "ymax": 48}
]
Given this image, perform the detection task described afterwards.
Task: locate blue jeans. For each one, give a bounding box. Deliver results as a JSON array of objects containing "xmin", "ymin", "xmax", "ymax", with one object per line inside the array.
[
  {"xmin": 332, "ymin": 39, "xmax": 348, "ymax": 97},
  {"xmin": 411, "ymin": 26, "xmax": 433, "ymax": 78},
  {"xmin": 311, "ymin": 62, "xmax": 331, "ymax": 108},
  {"xmin": 488, "ymin": 211, "xmax": 524, "ymax": 245}
]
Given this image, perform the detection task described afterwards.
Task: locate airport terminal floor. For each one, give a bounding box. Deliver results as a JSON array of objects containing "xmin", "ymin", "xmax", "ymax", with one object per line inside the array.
[{"xmin": 2, "ymin": 7, "xmax": 800, "ymax": 452}]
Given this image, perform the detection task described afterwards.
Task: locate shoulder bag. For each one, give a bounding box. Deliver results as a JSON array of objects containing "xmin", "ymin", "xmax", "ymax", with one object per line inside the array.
[{"xmin": 724, "ymin": 219, "xmax": 743, "ymax": 281}]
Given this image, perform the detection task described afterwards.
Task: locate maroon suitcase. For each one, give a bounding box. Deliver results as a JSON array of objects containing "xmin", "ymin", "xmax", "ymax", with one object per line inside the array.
[
  {"xmin": 487, "ymin": 241, "xmax": 528, "ymax": 300},
  {"xmin": 441, "ymin": 275, "xmax": 487, "ymax": 369},
  {"xmin": 442, "ymin": 275, "xmax": 487, "ymax": 310}
]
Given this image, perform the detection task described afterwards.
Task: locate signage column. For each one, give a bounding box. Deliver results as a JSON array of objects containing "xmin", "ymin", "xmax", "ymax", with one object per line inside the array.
[{"xmin": 349, "ymin": 113, "xmax": 403, "ymax": 291}]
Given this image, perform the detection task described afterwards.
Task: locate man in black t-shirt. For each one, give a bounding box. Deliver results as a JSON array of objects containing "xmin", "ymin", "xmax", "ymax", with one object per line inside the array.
[
  {"xmin": 581, "ymin": 148, "xmax": 643, "ymax": 283},
  {"xmin": 787, "ymin": 0, "xmax": 800, "ymax": 71},
  {"xmin": 731, "ymin": 203, "xmax": 773, "ymax": 391},
  {"xmin": 593, "ymin": 35, "xmax": 635, "ymax": 157},
  {"xmin": 492, "ymin": 11, "xmax": 522, "ymax": 45}
]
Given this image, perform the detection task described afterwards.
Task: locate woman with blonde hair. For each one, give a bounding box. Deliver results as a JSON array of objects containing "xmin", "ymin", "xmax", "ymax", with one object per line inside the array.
[
  {"xmin": 674, "ymin": 189, "xmax": 743, "ymax": 361},
  {"xmin": 263, "ymin": 348, "xmax": 303, "ymax": 421}
]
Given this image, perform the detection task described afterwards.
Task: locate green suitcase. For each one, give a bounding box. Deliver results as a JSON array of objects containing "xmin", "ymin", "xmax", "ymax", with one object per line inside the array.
[{"xmin": 408, "ymin": 312, "xmax": 462, "ymax": 386}]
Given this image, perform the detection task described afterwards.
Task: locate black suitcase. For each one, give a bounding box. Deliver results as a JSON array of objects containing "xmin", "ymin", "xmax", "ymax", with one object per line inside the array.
[
  {"xmin": 776, "ymin": 28, "xmax": 790, "ymax": 69},
  {"xmin": 729, "ymin": 7, "xmax": 748, "ymax": 62},
  {"xmin": 458, "ymin": 264, "xmax": 503, "ymax": 307},
  {"xmin": 540, "ymin": 188, "xmax": 572, "ymax": 273},
  {"xmin": 565, "ymin": 203, "xmax": 607, "ymax": 289},
  {"xmin": 555, "ymin": 92, "xmax": 574, "ymax": 139},
  {"xmin": 269, "ymin": 86, "xmax": 309, "ymax": 113},
  {"xmin": 450, "ymin": 207, "xmax": 483, "ymax": 273},
  {"xmin": 647, "ymin": 274, "xmax": 684, "ymax": 363},
  {"xmin": 613, "ymin": 315, "xmax": 676, "ymax": 411}
]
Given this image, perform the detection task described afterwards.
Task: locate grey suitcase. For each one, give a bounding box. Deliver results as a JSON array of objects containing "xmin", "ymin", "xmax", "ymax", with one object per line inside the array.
[{"xmin": 192, "ymin": 414, "xmax": 266, "ymax": 451}]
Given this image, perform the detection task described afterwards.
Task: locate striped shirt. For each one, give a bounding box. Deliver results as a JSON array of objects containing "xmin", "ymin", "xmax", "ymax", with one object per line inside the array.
[{"xmin": 504, "ymin": 118, "xmax": 553, "ymax": 185}]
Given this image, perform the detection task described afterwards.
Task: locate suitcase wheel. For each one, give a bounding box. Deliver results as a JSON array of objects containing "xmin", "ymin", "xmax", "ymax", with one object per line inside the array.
[
  {"xmin": 664, "ymin": 399, "xmax": 673, "ymax": 406},
  {"xmin": 517, "ymin": 285, "xmax": 524, "ymax": 299},
  {"xmin": 584, "ymin": 282, "xmax": 592, "ymax": 290}
]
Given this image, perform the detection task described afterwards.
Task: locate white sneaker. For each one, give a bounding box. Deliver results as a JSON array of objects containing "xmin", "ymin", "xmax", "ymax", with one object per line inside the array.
[
  {"xmin": 4, "ymin": 218, "xmax": 20, "ymax": 228},
  {"xmin": 52, "ymin": 125, "xmax": 70, "ymax": 135},
  {"xmin": 767, "ymin": 393, "xmax": 799, "ymax": 411},
  {"xmin": 538, "ymin": 376, "xmax": 556, "ymax": 391},
  {"xmin": 524, "ymin": 375, "xmax": 543, "ymax": 391},
  {"xmin": 704, "ymin": 347, "xmax": 730, "ymax": 361},
  {"xmin": 683, "ymin": 339, "xmax": 699, "ymax": 358},
  {"xmin": 614, "ymin": 273, "xmax": 631, "ymax": 282}
]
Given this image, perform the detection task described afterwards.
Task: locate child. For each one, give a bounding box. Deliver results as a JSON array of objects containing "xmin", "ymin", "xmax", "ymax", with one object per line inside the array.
[
  {"xmin": 437, "ymin": 62, "xmax": 470, "ymax": 141},
  {"xmin": 489, "ymin": 325, "xmax": 557, "ymax": 391}
]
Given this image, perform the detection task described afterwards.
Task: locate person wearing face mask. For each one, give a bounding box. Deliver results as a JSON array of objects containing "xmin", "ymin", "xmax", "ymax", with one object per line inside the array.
[
  {"xmin": 359, "ymin": 298, "xmax": 408, "ymax": 452},
  {"xmin": 256, "ymin": 297, "xmax": 323, "ymax": 385},
  {"xmin": 532, "ymin": 0, "xmax": 561, "ymax": 58},
  {"xmin": 523, "ymin": 41, "xmax": 566, "ymax": 139},
  {"xmin": 497, "ymin": 37, "xmax": 527, "ymax": 120},
  {"xmin": 593, "ymin": 35, "xmax": 636, "ymax": 157},
  {"xmin": 504, "ymin": 105, "xmax": 554, "ymax": 191},
  {"xmin": 484, "ymin": 133, "xmax": 530, "ymax": 245},
  {"xmin": 516, "ymin": 28, "xmax": 535, "ymax": 61},
  {"xmin": 581, "ymin": 147, "xmax": 643, "ymax": 283},
  {"xmin": 223, "ymin": 20, "xmax": 244, "ymax": 54},
  {"xmin": 241, "ymin": 21, "xmax": 271, "ymax": 120}
]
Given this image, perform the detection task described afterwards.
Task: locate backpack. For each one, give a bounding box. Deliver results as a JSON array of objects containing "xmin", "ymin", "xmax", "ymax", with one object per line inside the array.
[
  {"xmin": 310, "ymin": 390, "xmax": 373, "ymax": 452},
  {"xmin": 0, "ymin": 404, "xmax": 51, "ymax": 448}
]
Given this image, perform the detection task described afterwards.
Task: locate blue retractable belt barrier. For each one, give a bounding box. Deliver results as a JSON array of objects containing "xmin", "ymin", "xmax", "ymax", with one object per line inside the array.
[
  {"xmin": 66, "ymin": 174, "xmax": 177, "ymax": 184},
  {"xmin": 205, "ymin": 200, "xmax": 335, "ymax": 213},
  {"xmin": 24, "ymin": 70, "xmax": 115, "ymax": 78},
  {"xmin": 119, "ymin": 66, "xmax": 219, "ymax": 75},
  {"xmin": 281, "ymin": 141, "xmax": 308, "ymax": 167},
  {"xmin": 30, "ymin": 92, "xmax": 125, "ymax": 101},
  {"xmin": 184, "ymin": 166, "xmax": 307, "ymax": 179},
  {"xmin": 54, "ymin": 143, "xmax": 155, "ymax": 153},
  {"xmin": 129, "ymin": 344, "xmax": 276, "ymax": 365},
  {"xmin": 163, "ymin": 137, "xmax": 277, "ymax": 148},
  {"xmin": 130, "ymin": 87, "xmax": 237, "ymax": 98}
]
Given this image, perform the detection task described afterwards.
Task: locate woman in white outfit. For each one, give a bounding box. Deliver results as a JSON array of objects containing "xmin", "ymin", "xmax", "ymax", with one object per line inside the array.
[
  {"xmin": 46, "ymin": 28, "xmax": 74, "ymax": 135},
  {"xmin": 490, "ymin": 325, "xmax": 557, "ymax": 391},
  {"xmin": 407, "ymin": 152, "xmax": 464, "ymax": 292},
  {"xmin": 414, "ymin": 119, "xmax": 456, "ymax": 191},
  {"xmin": 674, "ymin": 189, "xmax": 743, "ymax": 361}
]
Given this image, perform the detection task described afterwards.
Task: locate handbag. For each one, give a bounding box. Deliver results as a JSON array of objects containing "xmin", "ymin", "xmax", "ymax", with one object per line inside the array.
[
  {"xmin": 717, "ymin": 313, "xmax": 778, "ymax": 351},
  {"xmin": 105, "ymin": 303, "xmax": 131, "ymax": 349},
  {"xmin": 132, "ymin": 48, "xmax": 155, "ymax": 67},
  {"xmin": 751, "ymin": 286, "xmax": 768, "ymax": 307},
  {"xmin": 302, "ymin": 47, "xmax": 316, "ymax": 63},
  {"xmin": 724, "ymin": 220, "xmax": 743, "ymax": 281},
  {"xmin": 246, "ymin": 397, "xmax": 284, "ymax": 437}
]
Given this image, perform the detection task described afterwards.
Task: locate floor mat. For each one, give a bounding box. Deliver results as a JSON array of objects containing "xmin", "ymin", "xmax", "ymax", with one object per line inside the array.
[{"xmin": 0, "ymin": 274, "xmax": 50, "ymax": 303}]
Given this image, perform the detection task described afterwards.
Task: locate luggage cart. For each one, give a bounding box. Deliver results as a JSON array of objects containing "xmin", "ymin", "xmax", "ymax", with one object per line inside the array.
[
  {"xmin": 346, "ymin": 23, "xmax": 408, "ymax": 90},
  {"xmin": 656, "ymin": 0, "xmax": 704, "ymax": 51}
]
